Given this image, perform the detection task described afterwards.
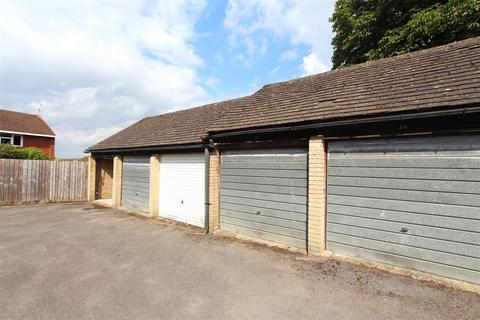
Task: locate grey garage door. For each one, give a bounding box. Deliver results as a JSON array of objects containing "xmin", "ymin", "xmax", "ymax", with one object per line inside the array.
[
  {"xmin": 220, "ymin": 148, "xmax": 308, "ymax": 249},
  {"xmin": 122, "ymin": 156, "xmax": 150, "ymax": 212},
  {"xmin": 327, "ymin": 134, "xmax": 480, "ymax": 284}
]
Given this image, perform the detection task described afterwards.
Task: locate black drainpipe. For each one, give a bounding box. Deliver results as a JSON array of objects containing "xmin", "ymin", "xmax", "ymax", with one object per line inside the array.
[{"xmin": 204, "ymin": 146, "xmax": 210, "ymax": 233}]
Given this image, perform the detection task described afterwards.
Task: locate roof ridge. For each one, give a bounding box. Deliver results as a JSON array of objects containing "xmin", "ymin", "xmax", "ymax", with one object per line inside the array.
[
  {"xmin": 257, "ymin": 36, "xmax": 480, "ymax": 90},
  {"xmin": 142, "ymin": 37, "xmax": 480, "ymax": 121},
  {"xmin": 0, "ymin": 108, "xmax": 41, "ymax": 117}
]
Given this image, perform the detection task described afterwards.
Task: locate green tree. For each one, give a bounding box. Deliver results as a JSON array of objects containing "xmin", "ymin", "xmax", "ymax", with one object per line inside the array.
[{"xmin": 331, "ymin": 0, "xmax": 480, "ymax": 69}]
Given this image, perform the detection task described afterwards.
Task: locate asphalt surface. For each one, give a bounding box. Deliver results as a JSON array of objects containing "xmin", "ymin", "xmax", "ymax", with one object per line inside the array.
[{"xmin": 0, "ymin": 203, "xmax": 479, "ymax": 320}]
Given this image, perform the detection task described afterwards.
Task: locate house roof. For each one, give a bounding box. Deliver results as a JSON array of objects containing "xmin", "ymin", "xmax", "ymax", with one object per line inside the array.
[
  {"xmin": 0, "ymin": 109, "xmax": 55, "ymax": 137},
  {"xmin": 88, "ymin": 36, "xmax": 480, "ymax": 152}
]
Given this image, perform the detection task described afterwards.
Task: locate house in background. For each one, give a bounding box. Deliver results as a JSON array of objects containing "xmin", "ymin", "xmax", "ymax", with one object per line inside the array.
[{"xmin": 0, "ymin": 109, "xmax": 55, "ymax": 157}]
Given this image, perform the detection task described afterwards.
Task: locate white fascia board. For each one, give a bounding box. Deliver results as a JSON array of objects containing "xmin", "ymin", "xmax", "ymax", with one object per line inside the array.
[{"xmin": 0, "ymin": 130, "xmax": 55, "ymax": 138}]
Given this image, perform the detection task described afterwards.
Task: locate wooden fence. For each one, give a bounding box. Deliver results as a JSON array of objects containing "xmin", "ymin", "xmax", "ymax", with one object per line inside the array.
[{"xmin": 0, "ymin": 159, "xmax": 88, "ymax": 205}]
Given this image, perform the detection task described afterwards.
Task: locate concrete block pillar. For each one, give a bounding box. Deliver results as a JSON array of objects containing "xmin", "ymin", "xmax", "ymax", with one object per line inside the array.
[
  {"xmin": 208, "ymin": 149, "xmax": 221, "ymax": 231},
  {"xmin": 308, "ymin": 135, "xmax": 327, "ymax": 255},
  {"xmin": 87, "ymin": 156, "xmax": 97, "ymax": 201},
  {"xmin": 148, "ymin": 154, "xmax": 161, "ymax": 217},
  {"xmin": 112, "ymin": 155, "xmax": 123, "ymax": 207}
]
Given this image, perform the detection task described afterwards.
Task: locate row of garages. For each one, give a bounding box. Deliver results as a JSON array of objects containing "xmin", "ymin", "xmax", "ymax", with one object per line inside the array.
[
  {"xmin": 89, "ymin": 134, "xmax": 480, "ymax": 286},
  {"xmin": 87, "ymin": 37, "xmax": 480, "ymax": 290}
]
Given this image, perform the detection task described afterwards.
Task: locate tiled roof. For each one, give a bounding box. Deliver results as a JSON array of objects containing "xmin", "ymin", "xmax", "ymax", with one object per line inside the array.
[
  {"xmin": 88, "ymin": 36, "xmax": 480, "ymax": 152},
  {"xmin": 88, "ymin": 97, "xmax": 251, "ymax": 151},
  {"xmin": 0, "ymin": 109, "xmax": 55, "ymax": 136}
]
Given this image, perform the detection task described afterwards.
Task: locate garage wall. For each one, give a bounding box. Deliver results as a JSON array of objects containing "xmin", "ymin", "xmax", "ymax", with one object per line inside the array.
[
  {"xmin": 96, "ymin": 159, "xmax": 113, "ymax": 199},
  {"xmin": 220, "ymin": 148, "xmax": 308, "ymax": 249},
  {"xmin": 327, "ymin": 135, "xmax": 480, "ymax": 284},
  {"xmin": 121, "ymin": 156, "xmax": 150, "ymax": 212}
]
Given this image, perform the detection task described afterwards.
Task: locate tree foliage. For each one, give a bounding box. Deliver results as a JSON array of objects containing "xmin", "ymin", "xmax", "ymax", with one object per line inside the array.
[
  {"xmin": 0, "ymin": 144, "xmax": 52, "ymax": 160},
  {"xmin": 331, "ymin": 0, "xmax": 480, "ymax": 68}
]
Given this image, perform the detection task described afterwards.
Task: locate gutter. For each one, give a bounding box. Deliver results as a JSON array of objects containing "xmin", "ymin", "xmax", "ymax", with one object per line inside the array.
[
  {"xmin": 86, "ymin": 143, "xmax": 207, "ymax": 154},
  {"xmin": 208, "ymin": 106, "xmax": 480, "ymax": 139},
  {"xmin": 0, "ymin": 130, "xmax": 55, "ymax": 138}
]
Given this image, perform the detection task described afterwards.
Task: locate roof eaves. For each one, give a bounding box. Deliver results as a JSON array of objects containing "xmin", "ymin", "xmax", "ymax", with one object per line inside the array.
[
  {"xmin": 85, "ymin": 142, "xmax": 208, "ymax": 154},
  {"xmin": 207, "ymin": 104, "xmax": 480, "ymax": 139},
  {"xmin": 0, "ymin": 129, "xmax": 56, "ymax": 138}
]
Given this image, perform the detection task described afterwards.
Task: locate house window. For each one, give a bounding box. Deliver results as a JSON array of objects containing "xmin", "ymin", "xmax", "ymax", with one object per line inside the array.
[
  {"xmin": 0, "ymin": 133, "xmax": 22, "ymax": 147},
  {"xmin": 0, "ymin": 136, "xmax": 11, "ymax": 145},
  {"xmin": 13, "ymin": 135, "xmax": 22, "ymax": 146}
]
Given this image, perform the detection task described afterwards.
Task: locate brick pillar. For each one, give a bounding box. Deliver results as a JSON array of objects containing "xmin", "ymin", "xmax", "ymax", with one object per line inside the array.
[
  {"xmin": 87, "ymin": 156, "xmax": 97, "ymax": 201},
  {"xmin": 208, "ymin": 149, "xmax": 221, "ymax": 231},
  {"xmin": 112, "ymin": 155, "xmax": 123, "ymax": 207},
  {"xmin": 308, "ymin": 135, "xmax": 327, "ymax": 255},
  {"xmin": 149, "ymin": 154, "xmax": 160, "ymax": 217}
]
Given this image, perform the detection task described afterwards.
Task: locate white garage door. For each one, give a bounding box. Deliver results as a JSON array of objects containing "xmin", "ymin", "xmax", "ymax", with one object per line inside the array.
[{"xmin": 159, "ymin": 153, "xmax": 205, "ymax": 227}]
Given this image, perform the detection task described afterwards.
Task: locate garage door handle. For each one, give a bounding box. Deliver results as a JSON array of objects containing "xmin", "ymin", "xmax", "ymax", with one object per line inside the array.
[{"xmin": 400, "ymin": 227, "xmax": 409, "ymax": 233}]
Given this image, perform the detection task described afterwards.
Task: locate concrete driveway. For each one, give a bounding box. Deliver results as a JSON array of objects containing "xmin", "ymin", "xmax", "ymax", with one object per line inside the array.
[{"xmin": 0, "ymin": 203, "xmax": 478, "ymax": 320}]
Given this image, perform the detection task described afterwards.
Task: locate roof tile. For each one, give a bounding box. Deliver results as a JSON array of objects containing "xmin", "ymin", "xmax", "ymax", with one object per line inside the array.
[{"xmin": 0, "ymin": 109, "xmax": 55, "ymax": 136}]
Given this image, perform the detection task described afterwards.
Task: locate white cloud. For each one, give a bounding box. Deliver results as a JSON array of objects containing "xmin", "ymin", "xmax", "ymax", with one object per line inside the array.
[
  {"xmin": 302, "ymin": 53, "xmax": 329, "ymax": 75},
  {"xmin": 0, "ymin": 0, "xmax": 207, "ymax": 157},
  {"xmin": 280, "ymin": 49, "xmax": 298, "ymax": 62},
  {"xmin": 224, "ymin": 0, "xmax": 335, "ymax": 69}
]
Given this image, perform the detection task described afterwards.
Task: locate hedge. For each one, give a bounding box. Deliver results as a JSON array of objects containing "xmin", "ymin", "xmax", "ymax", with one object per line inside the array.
[{"xmin": 0, "ymin": 144, "xmax": 52, "ymax": 160}]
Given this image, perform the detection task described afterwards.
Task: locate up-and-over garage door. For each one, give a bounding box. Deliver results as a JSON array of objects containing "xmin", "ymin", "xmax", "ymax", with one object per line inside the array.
[
  {"xmin": 159, "ymin": 153, "xmax": 205, "ymax": 227},
  {"xmin": 327, "ymin": 135, "xmax": 480, "ymax": 284},
  {"xmin": 121, "ymin": 156, "xmax": 150, "ymax": 212},
  {"xmin": 220, "ymin": 148, "xmax": 308, "ymax": 249}
]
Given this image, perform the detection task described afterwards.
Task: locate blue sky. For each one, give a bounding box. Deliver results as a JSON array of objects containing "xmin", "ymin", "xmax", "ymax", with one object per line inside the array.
[{"xmin": 0, "ymin": 0, "xmax": 336, "ymax": 157}]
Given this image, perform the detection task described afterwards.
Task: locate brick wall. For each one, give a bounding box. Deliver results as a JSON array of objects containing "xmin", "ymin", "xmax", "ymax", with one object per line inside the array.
[
  {"xmin": 112, "ymin": 156, "xmax": 123, "ymax": 207},
  {"xmin": 87, "ymin": 156, "xmax": 96, "ymax": 201},
  {"xmin": 208, "ymin": 149, "xmax": 221, "ymax": 231},
  {"xmin": 97, "ymin": 159, "xmax": 113, "ymax": 199},
  {"xmin": 308, "ymin": 135, "xmax": 327, "ymax": 255},
  {"xmin": 23, "ymin": 135, "xmax": 55, "ymax": 157},
  {"xmin": 149, "ymin": 154, "xmax": 160, "ymax": 217}
]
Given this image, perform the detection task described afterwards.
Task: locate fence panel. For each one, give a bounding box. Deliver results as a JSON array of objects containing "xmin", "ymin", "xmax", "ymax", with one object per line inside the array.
[{"xmin": 0, "ymin": 159, "xmax": 87, "ymax": 205}]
